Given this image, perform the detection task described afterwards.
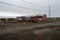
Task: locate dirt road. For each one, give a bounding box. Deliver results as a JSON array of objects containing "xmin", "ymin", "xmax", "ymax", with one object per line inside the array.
[{"xmin": 0, "ymin": 22, "xmax": 60, "ymax": 40}]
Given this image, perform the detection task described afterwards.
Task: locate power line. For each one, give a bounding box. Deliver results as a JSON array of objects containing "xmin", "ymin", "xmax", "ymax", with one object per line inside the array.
[
  {"xmin": 22, "ymin": 0, "xmax": 41, "ymax": 9},
  {"xmin": 0, "ymin": 1, "xmax": 40, "ymax": 12},
  {"xmin": 9, "ymin": 0, "xmax": 41, "ymax": 11},
  {"xmin": 49, "ymin": 5, "xmax": 51, "ymax": 18}
]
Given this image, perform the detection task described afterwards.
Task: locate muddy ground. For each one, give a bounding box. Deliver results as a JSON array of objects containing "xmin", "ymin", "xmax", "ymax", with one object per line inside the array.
[{"xmin": 0, "ymin": 22, "xmax": 60, "ymax": 40}]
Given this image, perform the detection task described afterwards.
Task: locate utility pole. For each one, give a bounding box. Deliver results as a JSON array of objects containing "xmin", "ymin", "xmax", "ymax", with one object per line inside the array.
[{"xmin": 49, "ymin": 5, "xmax": 51, "ymax": 18}]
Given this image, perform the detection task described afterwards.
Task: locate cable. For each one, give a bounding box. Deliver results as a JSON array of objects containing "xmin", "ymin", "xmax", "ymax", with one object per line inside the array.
[
  {"xmin": 21, "ymin": 0, "xmax": 41, "ymax": 12},
  {"xmin": 22, "ymin": 0, "xmax": 40, "ymax": 9},
  {"xmin": 0, "ymin": 1, "xmax": 40, "ymax": 12},
  {"xmin": 11, "ymin": 0, "xmax": 41, "ymax": 11}
]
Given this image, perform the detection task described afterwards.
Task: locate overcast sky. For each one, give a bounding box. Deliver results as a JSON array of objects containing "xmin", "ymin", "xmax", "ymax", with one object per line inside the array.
[{"xmin": 0, "ymin": 0, "xmax": 60, "ymax": 18}]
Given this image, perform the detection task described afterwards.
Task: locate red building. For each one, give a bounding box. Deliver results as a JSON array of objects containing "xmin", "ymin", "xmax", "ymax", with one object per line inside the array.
[
  {"xmin": 42, "ymin": 14, "xmax": 48, "ymax": 22},
  {"xmin": 16, "ymin": 14, "xmax": 48, "ymax": 23}
]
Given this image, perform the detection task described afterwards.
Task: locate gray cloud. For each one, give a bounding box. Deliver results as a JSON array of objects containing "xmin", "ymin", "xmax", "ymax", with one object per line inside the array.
[{"xmin": 0, "ymin": 0, "xmax": 60, "ymax": 17}]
